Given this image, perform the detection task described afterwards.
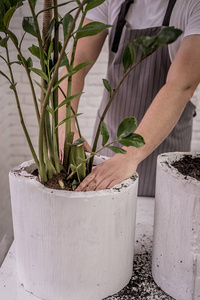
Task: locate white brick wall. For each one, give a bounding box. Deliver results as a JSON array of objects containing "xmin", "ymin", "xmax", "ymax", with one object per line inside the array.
[{"xmin": 0, "ymin": 1, "xmax": 200, "ymax": 228}]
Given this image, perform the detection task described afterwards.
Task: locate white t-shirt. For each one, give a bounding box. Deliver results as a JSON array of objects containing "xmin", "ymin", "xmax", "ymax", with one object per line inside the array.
[
  {"xmin": 86, "ymin": 0, "xmax": 200, "ymax": 105},
  {"xmin": 86, "ymin": 0, "xmax": 200, "ymax": 61}
]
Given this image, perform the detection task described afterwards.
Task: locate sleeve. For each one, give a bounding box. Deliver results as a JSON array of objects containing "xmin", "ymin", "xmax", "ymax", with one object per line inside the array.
[
  {"xmin": 183, "ymin": 0, "xmax": 200, "ymax": 107},
  {"xmin": 183, "ymin": 0, "xmax": 200, "ymax": 38},
  {"xmin": 169, "ymin": 0, "xmax": 200, "ymax": 106},
  {"xmin": 86, "ymin": 0, "xmax": 109, "ymax": 24},
  {"xmin": 169, "ymin": 0, "xmax": 200, "ymax": 62}
]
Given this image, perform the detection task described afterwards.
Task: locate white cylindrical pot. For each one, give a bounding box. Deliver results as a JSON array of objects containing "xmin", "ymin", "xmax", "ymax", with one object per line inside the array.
[
  {"xmin": 152, "ymin": 152, "xmax": 200, "ymax": 300},
  {"xmin": 9, "ymin": 157, "xmax": 138, "ymax": 300}
]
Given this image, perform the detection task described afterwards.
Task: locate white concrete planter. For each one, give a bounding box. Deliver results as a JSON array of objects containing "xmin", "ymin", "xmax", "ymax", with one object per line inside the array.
[
  {"xmin": 152, "ymin": 152, "xmax": 200, "ymax": 300},
  {"xmin": 9, "ymin": 156, "xmax": 138, "ymax": 300}
]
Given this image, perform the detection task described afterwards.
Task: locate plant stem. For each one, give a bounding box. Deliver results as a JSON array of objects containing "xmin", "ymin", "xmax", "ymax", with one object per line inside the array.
[
  {"xmin": 89, "ymin": 56, "xmax": 145, "ymax": 171},
  {"xmin": 28, "ymin": 0, "xmax": 46, "ymax": 73},
  {"xmin": 65, "ymin": 10, "xmax": 86, "ymax": 137},
  {"xmin": 67, "ymin": 137, "xmax": 120, "ymax": 181},
  {"xmin": 63, "ymin": 9, "xmax": 87, "ymax": 178},
  {"xmin": 39, "ymin": 0, "xmax": 87, "ymax": 179},
  {"xmin": 53, "ymin": 0, "xmax": 59, "ymax": 140},
  {"xmin": 6, "ymin": 31, "xmax": 40, "ymax": 124},
  {"xmin": 58, "ymin": 85, "xmax": 82, "ymax": 137},
  {"xmin": 5, "ymin": 44, "xmax": 40, "ymax": 170},
  {"xmin": 36, "ymin": 1, "xmax": 75, "ymax": 18}
]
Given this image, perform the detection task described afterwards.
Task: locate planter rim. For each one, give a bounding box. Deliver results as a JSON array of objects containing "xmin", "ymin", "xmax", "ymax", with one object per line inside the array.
[
  {"xmin": 9, "ymin": 158, "xmax": 138, "ymax": 198},
  {"xmin": 157, "ymin": 151, "xmax": 200, "ymax": 186}
]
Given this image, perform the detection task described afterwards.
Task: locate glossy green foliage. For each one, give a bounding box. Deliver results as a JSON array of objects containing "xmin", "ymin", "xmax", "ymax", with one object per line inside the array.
[{"xmin": 134, "ymin": 26, "xmax": 183, "ymax": 57}]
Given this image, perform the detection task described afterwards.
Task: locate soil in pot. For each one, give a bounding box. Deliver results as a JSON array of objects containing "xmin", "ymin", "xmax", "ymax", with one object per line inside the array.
[
  {"xmin": 171, "ymin": 155, "xmax": 200, "ymax": 181},
  {"xmin": 32, "ymin": 169, "xmax": 74, "ymax": 190}
]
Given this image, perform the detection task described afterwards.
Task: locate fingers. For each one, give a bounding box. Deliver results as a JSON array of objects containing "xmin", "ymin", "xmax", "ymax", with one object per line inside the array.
[
  {"xmin": 76, "ymin": 164, "xmax": 119, "ymax": 192},
  {"xmin": 76, "ymin": 152, "xmax": 138, "ymax": 192},
  {"xmin": 76, "ymin": 172, "xmax": 97, "ymax": 192}
]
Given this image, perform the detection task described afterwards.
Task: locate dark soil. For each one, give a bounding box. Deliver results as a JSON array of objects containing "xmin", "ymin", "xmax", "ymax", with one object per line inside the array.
[
  {"xmin": 171, "ymin": 155, "xmax": 200, "ymax": 181},
  {"xmin": 32, "ymin": 169, "xmax": 74, "ymax": 190},
  {"xmin": 44, "ymin": 171, "xmax": 74, "ymax": 190}
]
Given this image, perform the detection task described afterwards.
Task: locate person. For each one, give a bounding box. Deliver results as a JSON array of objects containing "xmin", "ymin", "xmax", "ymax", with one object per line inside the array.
[{"xmin": 58, "ymin": 0, "xmax": 200, "ymax": 196}]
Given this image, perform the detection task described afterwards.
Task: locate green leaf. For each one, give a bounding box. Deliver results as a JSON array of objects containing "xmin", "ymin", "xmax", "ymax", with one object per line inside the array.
[
  {"xmin": 10, "ymin": 82, "xmax": 17, "ymax": 90},
  {"xmin": 107, "ymin": 146, "xmax": 127, "ymax": 154},
  {"xmin": 72, "ymin": 179, "xmax": 78, "ymax": 191},
  {"xmin": 134, "ymin": 27, "xmax": 183, "ymax": 57},
  {"xmin": 17, "ymin": 54, "xmax": 22, "ymax": 63},
  {"xmin": 46, "ymin": 105, "xmax": 54, "ymax": 116},
  {"xmin": 7, "ymin": 29, "xmax": 18, "ymax": 45},
  {"xmin": 26, "ymin": 57, "xmax": 33, "ymax": 68},
  {"xmin": 54, "ymin": 93, "xmax": 83, "ymax": 111},
  {"xmin": 73, "ymin": 138, "xmax": 85, "ymax": 146},
  {"xmin": 56, "ymin": 113, "xmax": 82, "ymax": 128},
  {"xmin": 76, "ymin": 22, "xmax": 111, "ymax": 39},
  {"xmin": 29, "ymin": 0, "xmax": 37, "ymax": 7},
  {"xmin": 28, "ymin": 44, "xmax": 40, "ymax": 59},
  {"xmin": 22, "ymin": 17, "xmax": 37, "ymax": 37},
  {"xmin": 47, "ymin": 39, "xmax": 54, "ymax": 60},
  {"xmin": 2, "ymin": 0, "xmax": 11, "ymax": 10},
  {"xmin": 0, "ymin": 20, "xmax": 5, "ymax": 32},
  {"xmin": 0, "ymin": 70, "xmax": 11, "ymax": 83},
  {"xmin": 29, "ymin": 67, "xmax": 49, "ymax": 82},
  {"xmin": 59, "ymin": 55, "xmax": 70, "ymax": 69},
  {"xmin": 38, "ymin": 99, "xmax": 43, "ymax": 104},
  {"xmin": 0, "ymin": 37, "xmax": 9, "ymax": 47},
  {"xmin": 62, "ymin": 13, "xmax": 73, "ymax": 40},
  {"xmin": 58, "ymin": 41, "xmax": 63, "ymax": 53},
  {"xmin": 100, "ymin": 121, "xmax": 109, "ymax": 146},
  {"xmin": 3, "ymin": 6, "xmax": 15, "ymax": 27},
  {"xmin": 156, "ymin": 27, "xmax": 183, "ymax": 45},
  {"xmin": 119, "ymin": 133, "xmax": 145, "ymax": 148},
  {"xmin": 52, "ymin": 72, "xmax": 71, "ymax": 91},
  {"xmin": 117, "ymin": 117, "xmax": 137, "ymax": 138},
  {"xmin": 0, "ymin": 2, "xmax": 6, "ymax": 21},
  {"xmin": 102, "ymin": 78, "xmax": 112, "ymax": 93},
  {"xmin": 75, "ymin": 0, "xmax": 81, "ymax": 5},
  {"xmin": 122, "ymin": 42, "xmax": 136, "ymax": 72},
  {"xmin": 85, "ymin": 0, "xmax": 106, "ymax": 12},
  {"xmin": 34, "ymin": 80, "xmax": 47, "ymax": 95},
  {"xmin": 72, "ymin": 61, "xmax": 94, "ymax": 73}
]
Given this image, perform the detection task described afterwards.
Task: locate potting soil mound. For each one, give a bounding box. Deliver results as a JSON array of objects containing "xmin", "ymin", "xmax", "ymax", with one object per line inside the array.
[{"xmin": 172, "ymin": 155, "xmax": 200, "ymax": 181}]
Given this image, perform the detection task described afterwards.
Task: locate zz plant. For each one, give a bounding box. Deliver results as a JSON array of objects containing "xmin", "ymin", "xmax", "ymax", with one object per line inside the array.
[{"xmin": 0, "ymin": 0, "xmax": 182, "ymax": 189}]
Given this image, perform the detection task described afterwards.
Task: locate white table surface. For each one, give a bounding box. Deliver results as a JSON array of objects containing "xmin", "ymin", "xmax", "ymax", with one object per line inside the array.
[{"xmin": 0, "ymin": 197, "xmax": 155, "ymax": 300}]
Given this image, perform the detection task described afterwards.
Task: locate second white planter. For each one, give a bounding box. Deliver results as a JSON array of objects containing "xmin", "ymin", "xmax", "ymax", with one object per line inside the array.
[
  {"xmin": 152, "ymin": 152, "xmax": 200, "ymax": 300},
  {"xmin": 9, "ymin": 156, "xmax": 138, "ymax": 300}
]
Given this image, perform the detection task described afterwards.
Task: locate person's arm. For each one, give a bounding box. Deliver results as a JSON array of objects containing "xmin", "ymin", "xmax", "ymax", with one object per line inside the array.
[
  {"xmin": 76, "ymin": 34, "xmax": 200, "ymax": 191},
  {"xmin": 58, "ymin": 18, "xmax": 108, "ymax": 154}
]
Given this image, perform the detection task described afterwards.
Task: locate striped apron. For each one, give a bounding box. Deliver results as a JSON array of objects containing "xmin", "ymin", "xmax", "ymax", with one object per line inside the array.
[{"xmin": 92, "ymin": 0, "xmax": 195, "ymax": 196}]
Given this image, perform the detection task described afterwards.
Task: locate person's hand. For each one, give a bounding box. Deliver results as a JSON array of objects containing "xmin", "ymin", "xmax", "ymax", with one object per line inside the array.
[{"xmin": 76, "ymin": 152, "xmax": 138, "ymax": 192}]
